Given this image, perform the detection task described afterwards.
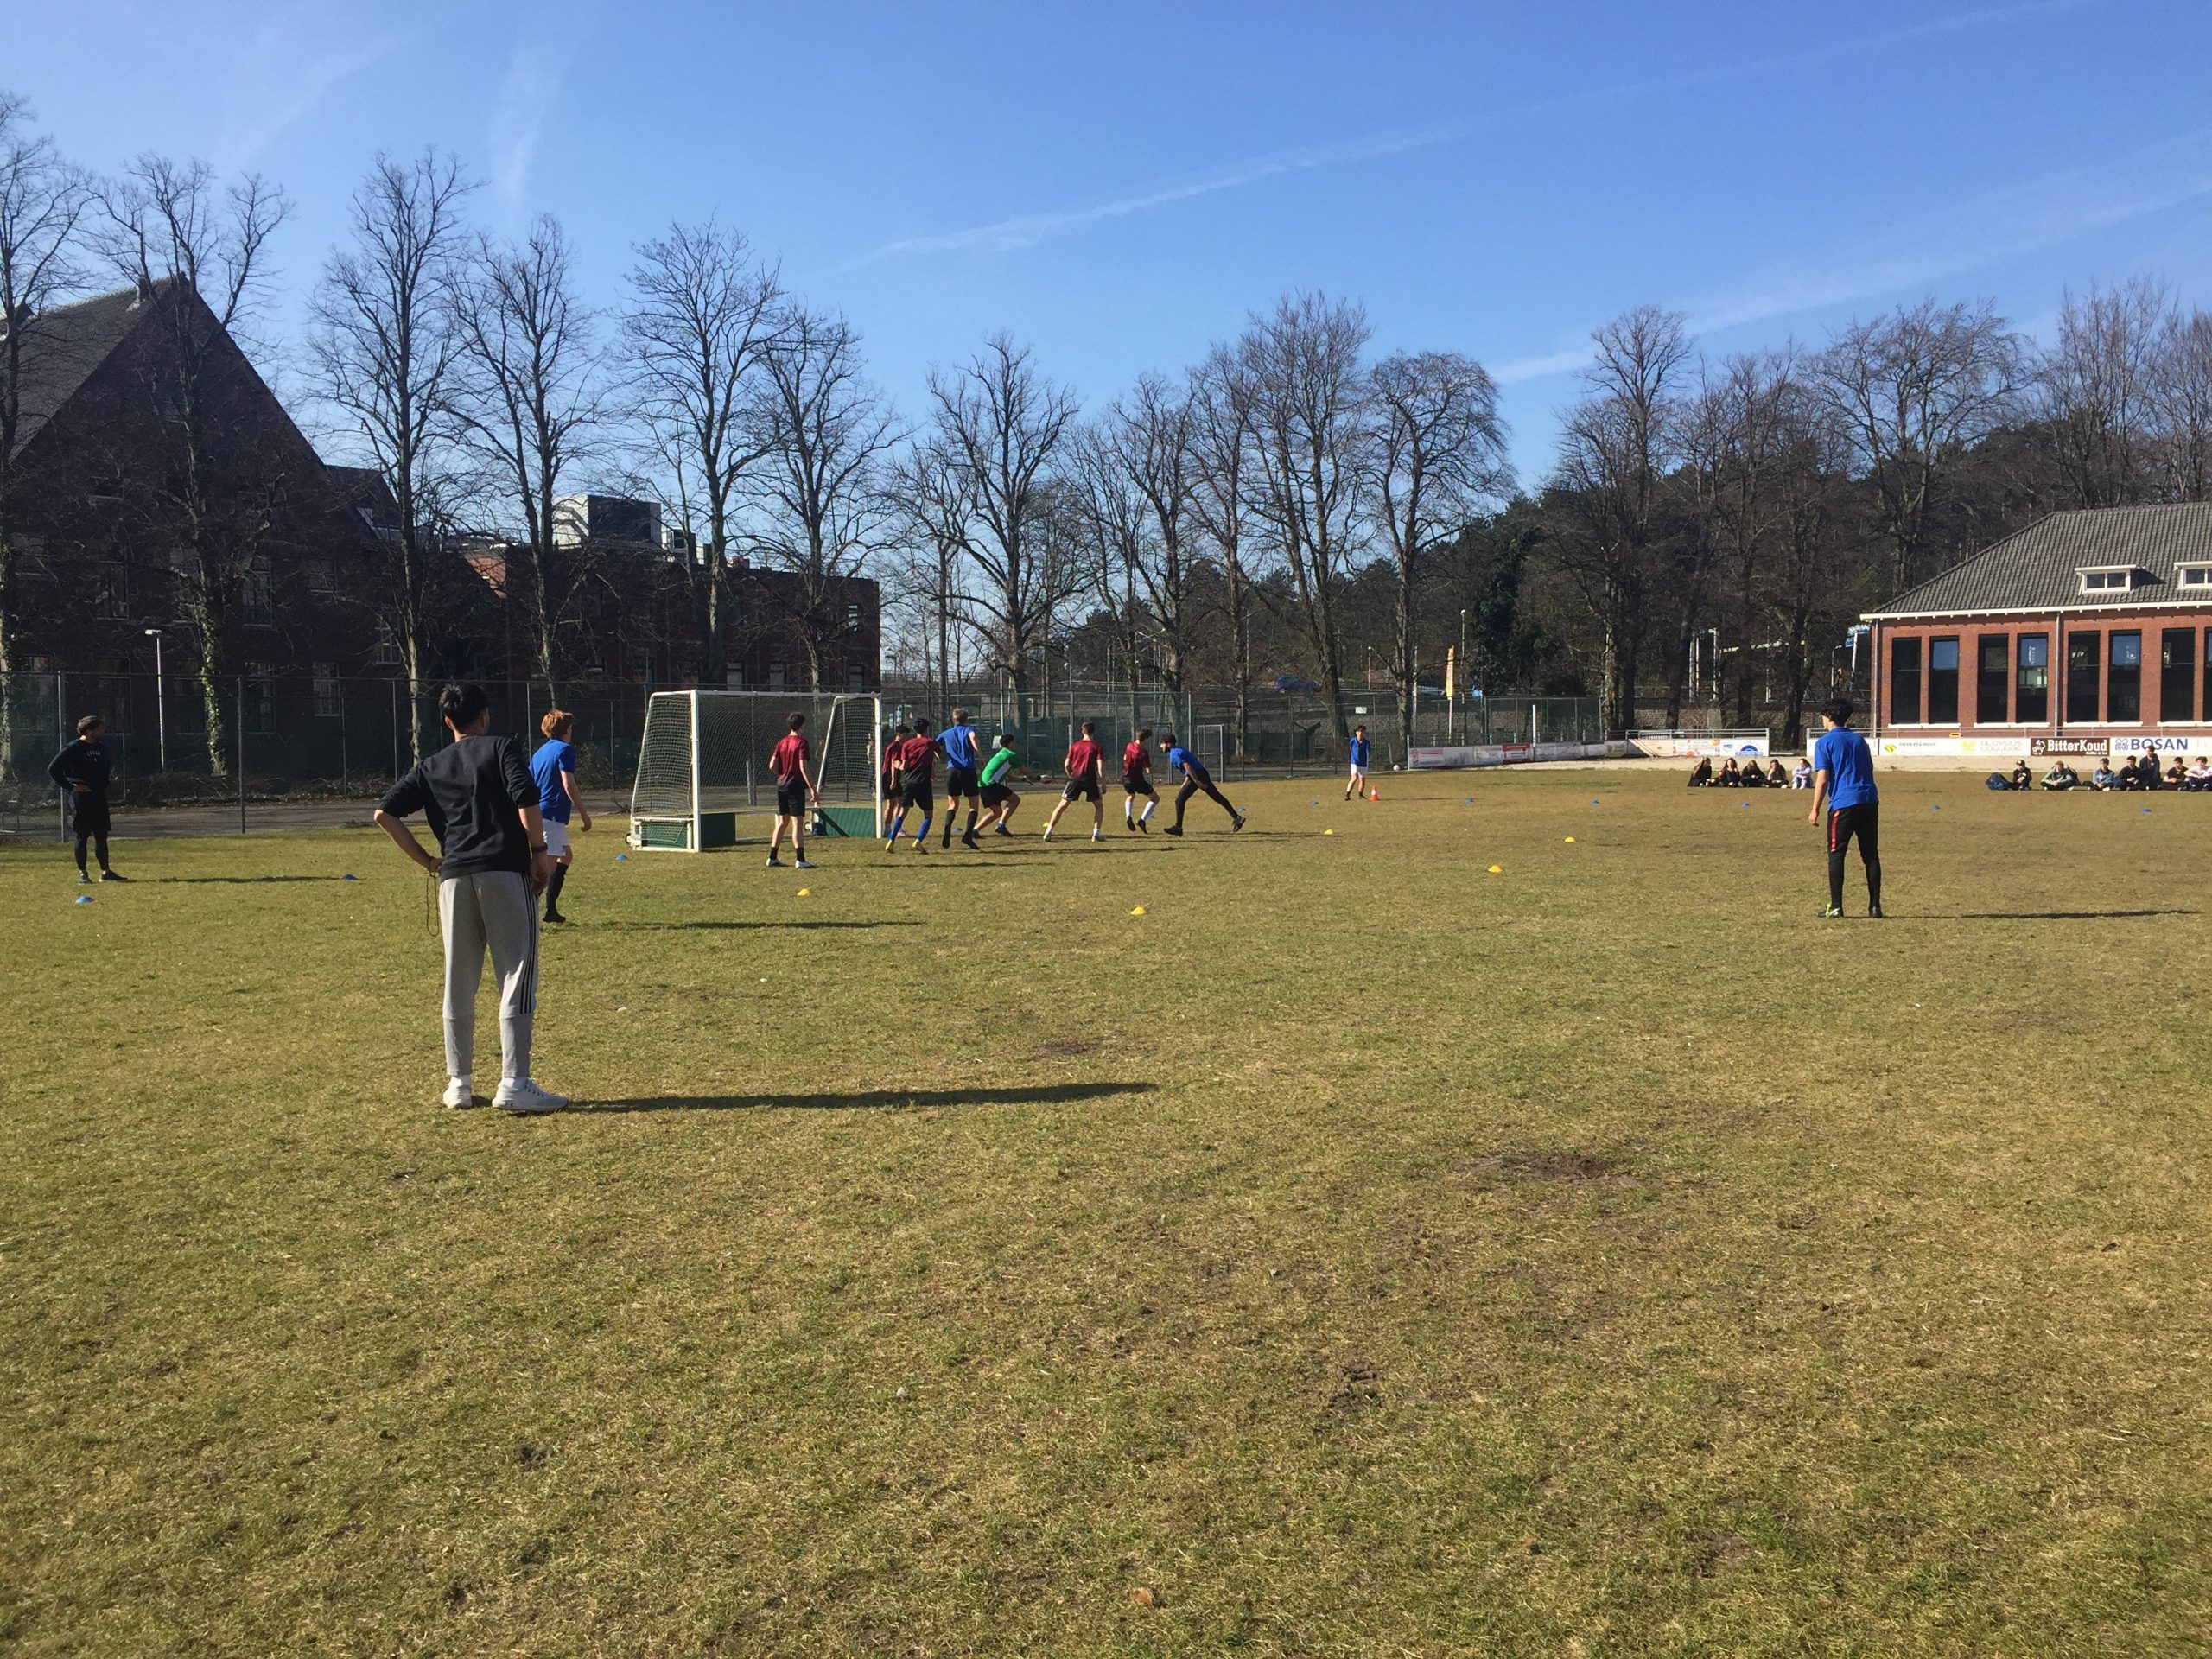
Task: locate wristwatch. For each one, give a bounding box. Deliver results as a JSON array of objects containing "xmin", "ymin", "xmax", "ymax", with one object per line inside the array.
[{"xmin": 531, "ymin": 843, "xmax": 548, "ymax": 855}]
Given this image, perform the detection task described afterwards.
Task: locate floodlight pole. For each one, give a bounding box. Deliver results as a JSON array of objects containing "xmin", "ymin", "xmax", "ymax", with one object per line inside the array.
[{"xmin": 143, "ymin": 627, "xmax": 167, "ymax": 772}]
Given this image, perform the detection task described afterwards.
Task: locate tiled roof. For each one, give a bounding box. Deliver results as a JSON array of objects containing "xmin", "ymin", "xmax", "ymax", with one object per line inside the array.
[
  {"xmin": 2, "ymin": 279, "xmax": 171, "ymax": 460},
  {"xmin": 1868, "ymin": 504, "xmax": 2212, "ymax": 618}
]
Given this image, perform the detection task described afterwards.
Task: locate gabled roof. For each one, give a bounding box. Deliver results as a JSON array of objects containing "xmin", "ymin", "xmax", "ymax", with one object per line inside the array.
[
  {"xmin": 1867, "ymin": 504, "xmax": 2212, "ymax": 619},
  {"xmin": 3, "ymin": 277, "xmax": 174, "ymax": 460}
]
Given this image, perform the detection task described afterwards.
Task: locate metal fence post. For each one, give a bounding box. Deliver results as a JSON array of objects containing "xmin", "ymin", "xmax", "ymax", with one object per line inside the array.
[
  {"xmin": 55, "ymin": 670, "xmax": 67, "ymax": 842},
  {"xmin": 237, "ymin": 677, "xmax": 247, "ymax": 835}
]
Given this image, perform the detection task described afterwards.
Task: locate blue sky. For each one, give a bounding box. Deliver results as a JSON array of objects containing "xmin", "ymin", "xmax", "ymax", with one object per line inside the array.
[{"xmin": 14, "ymin": 0, "xmax": 2212, "ymax": 480}]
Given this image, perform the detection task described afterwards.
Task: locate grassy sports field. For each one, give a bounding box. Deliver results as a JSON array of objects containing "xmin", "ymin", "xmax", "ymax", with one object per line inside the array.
[{"xmin": 3, "ymin": 765, "xmax": 2208, "ymax": 1656}]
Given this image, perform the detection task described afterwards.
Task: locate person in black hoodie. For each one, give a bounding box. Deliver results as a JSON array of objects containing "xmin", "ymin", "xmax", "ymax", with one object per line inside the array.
[{"xmin": 48, "ymin": 715, "xmax": 124, "ymax": 884}]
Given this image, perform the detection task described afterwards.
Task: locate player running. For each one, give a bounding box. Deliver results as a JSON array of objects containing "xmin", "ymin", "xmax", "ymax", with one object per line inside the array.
[
  {"xmin": 48, "ymin": 714, "xmax": 124, "ymax": 884},
  {"xmin": 884, "ymin": 718, "xmax": 944, "ymax": 852},
  {"xmin": 1345, "ymin": 723, "xmax": 1372, "ymax": 801},
  {"xmin": 1158, "ymin": 731, "xmax": 1245, "ymax": 836},
  {"xmin": 530, "ymin": 709, "xmax": 591, "ymax": 923},
  {"xmin": 938, "ymin": 707, "xmax": 983, "ymax": 849},
  {"xmin": 968, "ymin": 734, "xmax": 1039, "ymax": 841},
  {"xmin": 1122, "ymin": 725, "xmax": 1159, "ymax": 832},
  {"xmin": 1808, "ymin": 696, "xmax": 1882, "ymax": 918},
  {"xmin": 766, "ymin": 711, "xmax": 819, "ymax": 870},
  {"xmin": 1041, "ymin": 720, "xmax": 1107, "ymax": 841},
  {"xmin": 878, "ymin": 721, "xmax": 910, "ymax": 836}
]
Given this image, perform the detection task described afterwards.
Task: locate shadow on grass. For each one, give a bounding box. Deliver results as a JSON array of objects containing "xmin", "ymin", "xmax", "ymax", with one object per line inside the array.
[
  {"xmin": 595, "ymin": 919, "xmax": 921, "ymax": 931},
  {"xmin": 151, "ymin": 875, "xmax": 340, "ymax": 884},
  {"xmin": 579, "ymin": 1080, "xmax": 1157, "ymax": 1114},
  {"xmin": 1916, "ymin": 907, "xmax": 2200, "ymax": 921}
]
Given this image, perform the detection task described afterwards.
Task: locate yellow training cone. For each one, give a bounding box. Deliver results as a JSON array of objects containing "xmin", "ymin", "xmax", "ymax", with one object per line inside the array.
[
  {"xmin": 1130, "ymin": 906, "xmax": 1147, "ymax": 916},
  {"xmin": 1488, "ymin": 864, "xmax": 1503, "ymax": 874},
  {"xmin": 798, "ymin": 887, "xmax": 812, "ymax": 896},
  {"xmin": 1323, "ymin": 828, "xmax": 1336, "ymax": 836},
  {"xmin": 1564, "ymin": 836, "xmax": 1575, "ymax": 843}
]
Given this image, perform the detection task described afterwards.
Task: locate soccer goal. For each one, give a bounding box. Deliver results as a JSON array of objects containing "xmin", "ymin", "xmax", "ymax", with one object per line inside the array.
[{"xmin": 628, "ymin": 690, "xmax": 884, "ymax": 851}]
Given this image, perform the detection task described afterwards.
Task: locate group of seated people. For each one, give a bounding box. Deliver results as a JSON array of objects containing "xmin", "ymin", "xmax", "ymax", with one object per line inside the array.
[
  {"xmin": 2012, "ymin": 753, "xmax": 2212, "ymax": 791},
  {"xmin": 1686, "ymin": 755, "xmax": 1812, "ymax": 789}
]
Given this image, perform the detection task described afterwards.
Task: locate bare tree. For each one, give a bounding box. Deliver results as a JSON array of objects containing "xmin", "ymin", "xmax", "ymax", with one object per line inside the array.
[
  {"xmin": 1816, "ymin": 297, "xmax": 2024, "ymax": 592},
  {"xmin": 1109, "ymin": 372, "xmax": 1204, "ymax": 694},
  {"xmin": 1548, "ymin": 306, "xmax": 1691, "ymax": 735},
  {"xmin": 1370, "ymin": 349, "xmax": 1511, "ymax": 752},
  {"xmin": 743, "ymin": 306, "xmax": 900, "ymax": 690},
  {"xmin": 308, "ymin": 149, "xmax": 474, "ymax": 757},
  {"xmin": 621, "ymin": 221, "xmax": 780, "ymax": 683},
  {"xmin": 2037, "ymin": 276, "xmax": 2170, "ymax": 510},
  {"xmin": 920, "ymin": 333, "xmax": 1080, "ymax": 692},
  {"xmin": 1238, "ymin": 293, "xmax": 1372, "ymax": 743},
  {"xmin": 1188, "ymin": 346, "xmax": 1259, "ymax": 755},
  {"xmin": 0, "ymin": 92, "xmax": 90, "ymax": 766},
  {"xmin": 98, "ymin": 154, "xmax": 291, "ymax": 775},
  {"xmin": 1067, "ymin": 419, "xmax": 1151, "ymax": 701},
  {"xmin": 2147, "ymin": 305, "xmax": 2212, "ymax": 504},
  {"xmin": 887, "ymin": 444, "xmax": 971, "ymax": 709},
  {"xmin": 454, "ymin": 216, "xmax": 601, "ymax": 696}
]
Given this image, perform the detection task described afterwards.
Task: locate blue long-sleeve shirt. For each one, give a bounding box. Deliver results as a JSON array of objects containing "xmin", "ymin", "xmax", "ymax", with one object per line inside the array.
[{"xmin": 48, "ymin": 739, "xmax": 112, "ymax": 797}]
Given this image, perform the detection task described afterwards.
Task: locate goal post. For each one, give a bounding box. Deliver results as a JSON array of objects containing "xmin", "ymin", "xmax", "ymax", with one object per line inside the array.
[{"xmin": 628, "ymin": 689, "xmax": 884, "ymax": 851}]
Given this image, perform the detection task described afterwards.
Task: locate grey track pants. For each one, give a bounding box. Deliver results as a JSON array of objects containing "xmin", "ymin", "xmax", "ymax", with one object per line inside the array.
[{"xmin": 439, "ymin": 870, "xmax": 538, "ymax": 1082}]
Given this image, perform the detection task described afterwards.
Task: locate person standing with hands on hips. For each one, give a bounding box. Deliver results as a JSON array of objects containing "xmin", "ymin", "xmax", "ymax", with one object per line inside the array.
[
  {"xmin": 49, "ymin": 714, "xmax": 125, "ymax": 884},
  {"xmin": 375, "ymin": 684, "xmax": 566, "ymax": 1114},
  {"xmin": 530, "ymin": 709, "xmax": 591, "ymax": 924},
  {"xmin": 1808, "ymin": 696, "xmax": 1882, "ymax": 919}
]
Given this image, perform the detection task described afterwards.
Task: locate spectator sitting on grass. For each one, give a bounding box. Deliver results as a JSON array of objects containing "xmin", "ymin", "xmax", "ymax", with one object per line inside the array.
[
  {"xmin": 1792, "ymin": 759, "xmax": 1814, "ymax": 789},
  {"xmin": 2040, "ymin": 760, "xmax": 2078, "ymax": 791},
  {"xmin": 1718, "ymin": 758, "xmax": 1741, "ymax": 786},
  {"xmin": 2165, "ymin": 755, "xmax": 2188, "ymax": 787},
  {"xmin": 2009, "ymin": 760, "xmax": 2034, "ymax": 790},
  {"xmin": 1739, "ymin": 758, "xmax": 1767, "ymax": 788},
  {"xmin": 1766, "ymin": 759, "xmax": 1789, "ymax": 786},
  {"xmin": 1688, "ymin": 756, "xmax": 1715, "ymax": 786},
  {"xmin": 2093, "ymin": 760, "xmax": 2117, "ymax": 791},
  {"xmin": 2187, "ymin": 756, "xmax": 2212, "ymax": 791}
]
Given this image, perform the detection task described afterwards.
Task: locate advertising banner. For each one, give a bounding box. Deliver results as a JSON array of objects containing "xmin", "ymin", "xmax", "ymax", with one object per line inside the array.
[
  {"xmin": 2108, "ymin": 733, "xmax": 2212, "ymax": 757},
  {"xmin": 1629, "ymin": 734, "xmax": 1770, "ymax": 759},
  {"xmin": 1876, "ymin": 735, "xmax": 2030, "ymax": 758},
  {"xmin": 1409, "ymin": 740, "xmax": 1623, "ymax": 770},
  {"xmin": 2030, "ymin": 735, "xmax": 2108, "ymax": 756}
]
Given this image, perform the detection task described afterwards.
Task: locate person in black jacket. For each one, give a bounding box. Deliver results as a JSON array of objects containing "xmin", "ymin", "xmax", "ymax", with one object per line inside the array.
[{"xmin": 49, "ymin": 715, "xmax": 124, "ymax": 884}]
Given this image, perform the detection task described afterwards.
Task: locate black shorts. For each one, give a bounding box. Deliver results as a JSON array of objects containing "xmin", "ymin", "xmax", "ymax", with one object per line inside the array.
[
  {"xmin": 71, "ymin": 793, "xmax": 111, "ymax": 836},
  {"xmin": 980, "ymin": 782, "xmax": 1012, "ymax": 807},
  {"xmin": 1122, "ymin": 771, "xmax": 1155, "ymax": 796},
  {"xmin": 945, "ymin": 764, "xmax": 979, "ymax": 798},
  {"xmin": 1827, "ymin": 803, "xmax": 1879, "ymax": 858},
  {"xmin": 1063, "ymin": 774, "xmax": 1102, "ymax": 803},
  {"xmin": 775, "ymin": 779, "xmax": 809, "ymax": 817},
  {"xmin": 900, "ymin": 779, "xmax": 935, "ymax": 812}
]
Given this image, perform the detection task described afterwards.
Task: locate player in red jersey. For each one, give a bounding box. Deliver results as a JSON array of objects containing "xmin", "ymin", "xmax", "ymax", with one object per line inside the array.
[
  {"xmin": 765, "ymin": 711, "xmax": 818, "ymax": 870},
  {"xmin": 883, "ymin": 718, "xmax": 944, "ymax": 852},
  {"xmin": 1040, "ymin": 721, "xmax": 1107, "ymax": 842},
  {"xmin": 1120, "ymin": 725, "xmax": 1159, "ymax": 832}
]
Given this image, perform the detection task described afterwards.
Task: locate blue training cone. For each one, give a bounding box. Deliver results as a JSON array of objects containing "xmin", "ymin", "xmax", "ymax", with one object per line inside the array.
[
  {"xmin": 74, "ymin": 894, "xmax": 92, "ymax": 905},
  {"xmin": 341, "ymin": 873, "xmax": 357, "ymax": 881},
  {"xmin": 1931, "ymin": 804, "xmax": 1941, "ymax": 812},
  {"xmin": 615, "ymin": 853, "xmax": 629, "ymax": 861}
]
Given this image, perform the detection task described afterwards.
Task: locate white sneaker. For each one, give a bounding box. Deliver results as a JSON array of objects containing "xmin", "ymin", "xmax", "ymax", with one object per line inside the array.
[
  {"xmin": 795, "ymin": 858, "xmax": 816, "ymax": 869},
  {"xmin": 442, "ymin": 1077, "xmax": 477, "ymax": 1109},
  {"xmin": 493, "ymin": 1078, "xmax": 568, "ymax": 1115}
]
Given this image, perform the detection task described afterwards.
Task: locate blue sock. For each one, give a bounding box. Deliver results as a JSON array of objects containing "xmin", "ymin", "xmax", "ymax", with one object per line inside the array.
[
  {"xmin": 887, "ymin": 811, "xmax": 906, "ymax": 842},
  {"xmin": 914, "ymin": 815, "xmax": 932, "ymax": 842}
]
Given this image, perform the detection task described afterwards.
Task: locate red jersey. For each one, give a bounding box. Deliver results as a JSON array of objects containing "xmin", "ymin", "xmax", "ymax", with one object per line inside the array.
[
  {"xmin": 1122, "ymin": 740, "xmax": 1149, "ymax": 777},
  {"xmin": 771, "ymin": 733, "xmax": 810, "ymax": 783},
  {"xmin": 899, "ymin": 733, "xmax": 940, "ymax": 779},
  {"xmin": 1066, "ymin": 739, "xmax": 1103, "ymax": 779}
]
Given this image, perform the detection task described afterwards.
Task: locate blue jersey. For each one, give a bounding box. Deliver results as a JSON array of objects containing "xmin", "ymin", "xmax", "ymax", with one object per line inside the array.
[
  {"xmin": 940, "ymin": 723, "xmax": 979, "ymax": 770},
  {"xmin": 1812, "ymin": 727, "xmax": 1877, "ymax": 811},
  {"xmin": 1166, "ymin": 745, "xmax": 1204, "ymax": 776},
  {"xmin": 530, "ymin": 738, "xmax": 577, "ymax": 823},
  {"xmin": 1349, "ymin": 735, "xmax": 1371, "ymax": 767}
]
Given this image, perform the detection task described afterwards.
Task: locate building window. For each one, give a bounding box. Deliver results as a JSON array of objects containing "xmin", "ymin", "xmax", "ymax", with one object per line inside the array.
[
  {"xmin": 244, "ymin": 664, "xmax": 277, "ymax": 737},
  {"xmin": 2160, "ymin": 628, "xmax": 2197, "ymax": 723},
  {"xmin": 724, "ymin": 666, "xmax": 745, "ymax": 689},
  {"xmin": 848, "ymin": 665, "xmax": 866, "ymax": 692},
  {"xmin": 2079, "ymin": 568, "xmax": 2136, "ymax": 593},
  {"xmin": 2107, "ymin": 630, "xmax": 2142, "ymax": 723},
  {"xmin": 1888, "ymin": 637, "xmax": 1923, "ymax": 724},
  {"xmin": 93, "ymin": 556, "xmax": 130, "ymax": 620},
  {"xmin": 313, "ymin": 663, "xmax": 341, "ymax": 720},
  {"xmin": 306, "ymin": 556, "xmax": 336, "ymax": 595},
  {"xmin": 2066, "ymin": 631, "xmax": 2101, "ymax": 724},
  {"xmin": 1927, "ymin": 636, "xmax": 1961, "ymax": 726},
  {"xmin": 768, "ymin": 662, "xmax": 787, "ymax": 692},
  {"xmin": 1974, "ymin": 635, "xmax": 2009, "ymax": 724},
  {"xmin": 372, "ymin": 623, "xmax": 402, "ymax": 668},
  {"xmin": 2016, "ymin": 633, "xmax": 2050, "ymax": 725},
  {"xmin": 239, "ymin": 556, "xmax": 273, "ymax": 626},
  {"xmin": 2177, "ymin": 564, "xmax": 2212, "ymax": 588},
  {"xmin": 845, "ymin": 602, "xmax": 862, "ymax": 632}
]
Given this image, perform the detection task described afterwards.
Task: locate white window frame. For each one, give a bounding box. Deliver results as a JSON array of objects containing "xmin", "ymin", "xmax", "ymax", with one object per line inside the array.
[
  {"xmin": 2077, "ymin": 566, "xmax": 2139, "ymax": 594},
  {"xmin": 2177, "ymin": 564, "xmax": 2212, "ymax": 589}
]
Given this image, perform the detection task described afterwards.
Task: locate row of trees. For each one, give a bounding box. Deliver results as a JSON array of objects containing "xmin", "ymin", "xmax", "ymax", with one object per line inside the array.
[{"xmin": 7, "ymin": 92, "xmax": 2212, "ymax": 759}]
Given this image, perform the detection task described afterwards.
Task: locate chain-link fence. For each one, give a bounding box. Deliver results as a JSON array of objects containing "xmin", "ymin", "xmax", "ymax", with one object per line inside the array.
[{"xmin": 0, "ymin": 671, "xmax": 1605, "ymax": 838}]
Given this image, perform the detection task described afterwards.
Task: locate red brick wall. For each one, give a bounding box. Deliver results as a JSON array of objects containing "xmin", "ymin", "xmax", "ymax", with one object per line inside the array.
[{"xmin": 1873, "ymin": 612, "xmax": 2212, "ymax": 738}]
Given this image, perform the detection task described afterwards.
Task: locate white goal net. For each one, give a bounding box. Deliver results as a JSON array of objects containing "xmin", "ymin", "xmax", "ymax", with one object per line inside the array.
[{"xmin": 629, "ymin": 690, "xmax": 884, "ymax": 850}]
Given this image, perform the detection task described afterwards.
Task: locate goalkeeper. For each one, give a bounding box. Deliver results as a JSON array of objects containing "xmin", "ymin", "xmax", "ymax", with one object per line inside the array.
[{"xmin": 970, "ymin": 734, "xmax": 1039, "ymax": 842}]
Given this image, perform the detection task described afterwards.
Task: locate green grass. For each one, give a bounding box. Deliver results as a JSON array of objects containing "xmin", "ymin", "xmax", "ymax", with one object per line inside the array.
[{"xmin": 3, "ymin": 769, "xmax": 2209, "ymax": 1656}]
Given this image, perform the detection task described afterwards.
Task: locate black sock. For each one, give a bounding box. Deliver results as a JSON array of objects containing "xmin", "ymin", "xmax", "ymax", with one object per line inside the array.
[
  {"xmin": 545, "ymin": 865, "xmax": 568, "ymax": 913},
  {"xmin": 1866, "ymin": 857, "xmax": 1882, "ymax": 911},
  {"xmin": 1827, "ymin": 849, "xmax": 1845, "ymax": 911},
  {"xmin": 73, "ymin": 836, "xmax": 89, "ymax": 875},
  {"xmin": 95, "ymin": 835, "xmax": 111, "ymax": 872}
]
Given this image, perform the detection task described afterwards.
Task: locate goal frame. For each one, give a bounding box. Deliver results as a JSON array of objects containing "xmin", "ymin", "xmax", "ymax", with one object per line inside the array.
[{"xmin": 628, "ymin": 689, "xmax": 884, "ymax": 852}]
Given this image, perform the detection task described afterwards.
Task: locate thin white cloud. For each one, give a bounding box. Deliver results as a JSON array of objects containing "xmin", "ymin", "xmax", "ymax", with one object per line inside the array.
[
  {"xmin": 487, "ymin": 23, "xmax": 588, "ymax": 216},
  {"xmin": 1490, "ymin": 124, "xmax": 2212, "ymax": 385},
  {"xmin": 851, "ymin": 0, "xmax": 2101, "ymax": 266},
  {"xmin": 212, "ymin": 3, "xmax": 404, "ymax": 171}
]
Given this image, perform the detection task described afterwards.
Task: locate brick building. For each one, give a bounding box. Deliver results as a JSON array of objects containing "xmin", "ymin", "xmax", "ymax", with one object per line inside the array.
[{"xmin": 1866, "ymin": 503, "xmax": 2212, "ymax": 764}]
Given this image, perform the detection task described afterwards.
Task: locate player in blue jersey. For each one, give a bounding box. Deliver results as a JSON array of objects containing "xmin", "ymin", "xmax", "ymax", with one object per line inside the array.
[
  {"xmin": 1344, "ymin": 723, "xmax": 1372, "ymax": 801},
  {"xmin": 938, "ymin": 707, "xmax": 982, "ymax": 848},
  {"xmin": 1808, "ymin": 696, "xmax": 1882, "ymax": 918},
  {"xmin": 1157, "ymin": 731, "xmax": 1244, "ymax": 836},
  {"xmin": 528, "ymin": 709, "xmax": 591, "ymax": 923}
]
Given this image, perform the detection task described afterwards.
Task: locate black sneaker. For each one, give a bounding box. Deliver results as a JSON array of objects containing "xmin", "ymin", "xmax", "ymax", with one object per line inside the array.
[
  {"xmin": 1135, "ymin": 817, "xmax": 1148, "ymax": 834},
  {"xmin": 77, "ymin": 871, "xmax": 92, "ymax": 885},
  {"xmin": 1230, "ymin": 813, "xmax": 1246, "ymax": 833},
  {"xmin": 1162, "ymin": 825, "xmax": 1184, "ymax": 837},
  {"xmin": 543, "ymin": 911, "xmax": 568, "ymax": 925},
  {"xmin": 994, "ymin": 826, "xmax": 1012, "ymax": 837},
  {"xmin": 1820, "ymin": 904, "xmax": 1844, "ymax": 918},
  {"xmin": 99, "ymin": 869, "xmax": 129, "ymax": 882},
  {"xmin": 1868, "ymin": 904, "xmax": 1885, "ymax": 918},
  {"xmin": 962, "ymin": 830, "xmax": 979, "ymax": 849}
]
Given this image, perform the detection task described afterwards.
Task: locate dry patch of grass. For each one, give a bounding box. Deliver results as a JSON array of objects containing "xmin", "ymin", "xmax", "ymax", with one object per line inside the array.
[{"xmin": 3, "ymin": 768, "xmax": 2209, "ymax": 1655}]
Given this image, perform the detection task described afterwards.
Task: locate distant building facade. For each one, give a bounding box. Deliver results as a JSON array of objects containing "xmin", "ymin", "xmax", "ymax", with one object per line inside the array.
[{"xmin": 1866, "ymin": 503, "xmax": 2212, "ymax": 761}]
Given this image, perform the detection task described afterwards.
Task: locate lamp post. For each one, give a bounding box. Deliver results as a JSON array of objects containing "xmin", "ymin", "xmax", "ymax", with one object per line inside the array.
[{"xmin": 143, "ymin": 627, "xmax": 166, "ymax": 772}]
